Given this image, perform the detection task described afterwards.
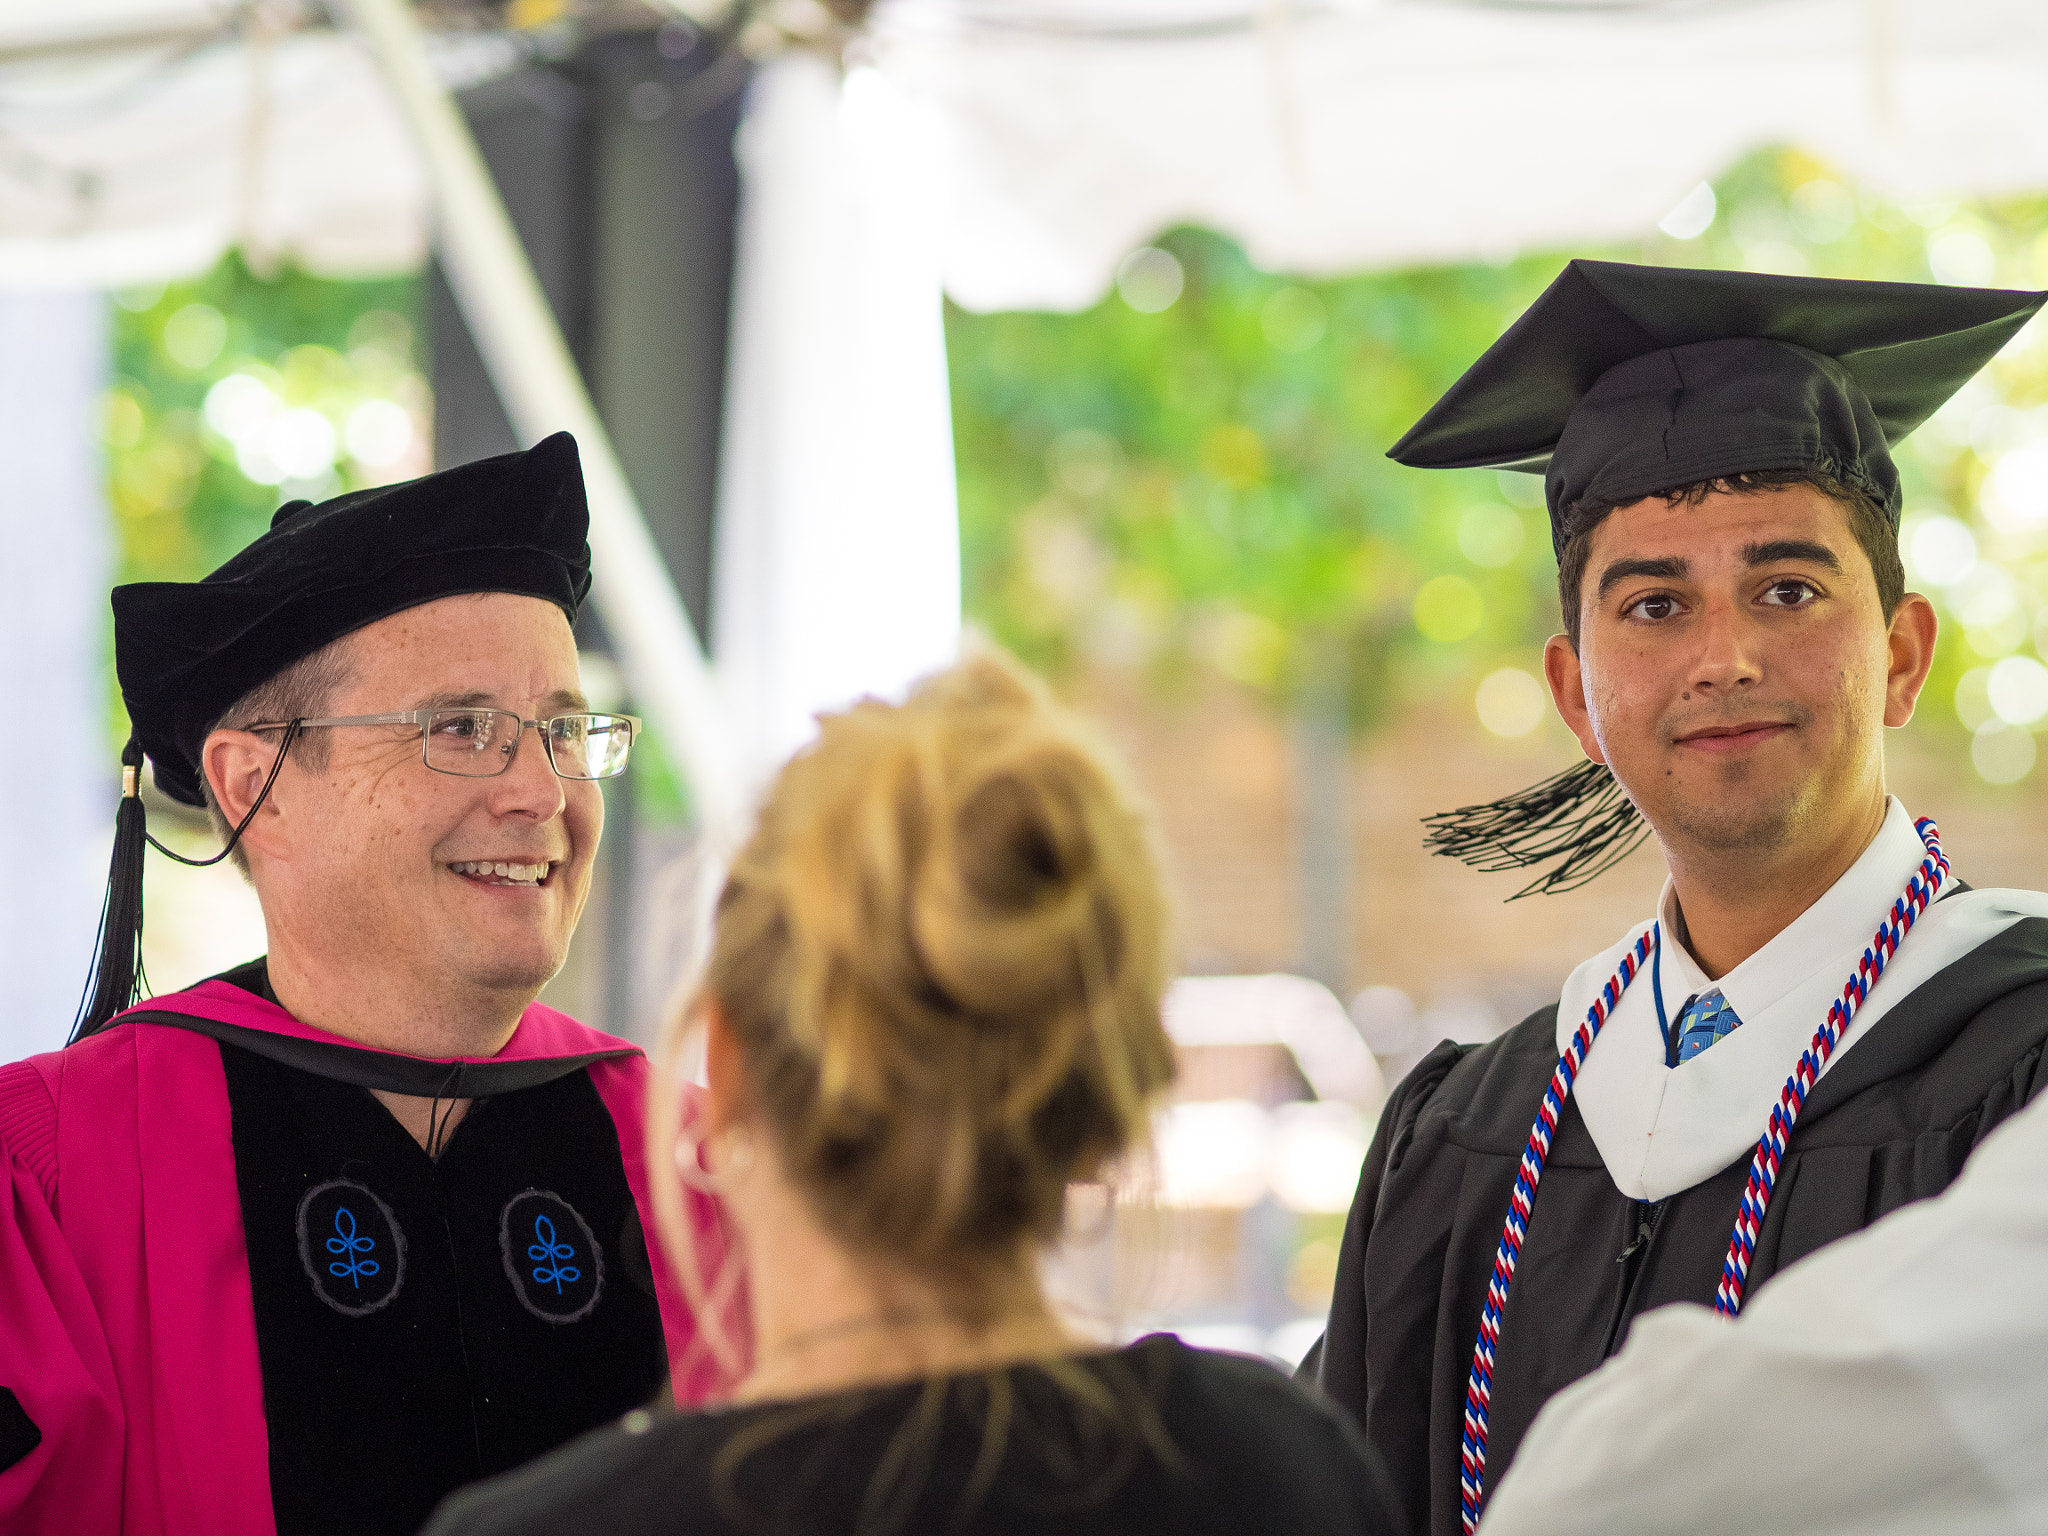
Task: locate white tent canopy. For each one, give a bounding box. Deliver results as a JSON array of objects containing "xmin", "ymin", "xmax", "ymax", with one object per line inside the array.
[
  {"xmin": 0, "ymin": 3, "xmax": 430, "ymax": 285},
  {"xmin": 882, "ymin": 0, "xmax": 2048, "ymax": 311},
  {"xmin": 6, "ymin": 0, "xmax": 2048, "ymax": 301}
]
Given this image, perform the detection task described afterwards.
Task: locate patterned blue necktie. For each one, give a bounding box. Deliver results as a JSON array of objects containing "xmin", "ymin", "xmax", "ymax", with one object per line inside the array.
[{"xmin": 1673, "ymin": 988, "xmax": 1744, "ymax": 1063}]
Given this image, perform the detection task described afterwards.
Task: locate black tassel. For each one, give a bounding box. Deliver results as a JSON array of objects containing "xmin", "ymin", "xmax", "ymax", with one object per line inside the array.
[
  {"xmin": 72, "ymin": 738, "xmax": 151, "ymax": 1041},
  {"xmin": 1422, "ymin": 759, "xmax": 1653, "ymax": 900},
  {"xmin": 70, "ymin": 721, "xmax": 305, "ymax": 1043}
]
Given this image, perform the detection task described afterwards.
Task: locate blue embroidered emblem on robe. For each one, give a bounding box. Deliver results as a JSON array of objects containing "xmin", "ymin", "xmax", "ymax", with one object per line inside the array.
[
  {"xmin": 498, "ymin": 1190, "xmax": 605, "ymax": 1323},
  {"xmin": 295, "ymin": 1178, "xmax": 406, "ymax": 1315}
]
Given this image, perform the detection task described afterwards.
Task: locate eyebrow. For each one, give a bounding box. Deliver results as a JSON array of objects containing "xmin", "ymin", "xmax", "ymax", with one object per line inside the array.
[
  {"xmin": 1593, "ymin": 539, "xmax": 1845, "ymax": 602},
  {"xmin": 415, "ymin": 687, "xmax": 592, "ymax": 713},
  {"xmin": 1743, "ymin": 538, "xmax": 1841, "ymax": 572},
  {"xmin": 1595, "ymin": 555, "xmax": 1687, "ymax": 600}
]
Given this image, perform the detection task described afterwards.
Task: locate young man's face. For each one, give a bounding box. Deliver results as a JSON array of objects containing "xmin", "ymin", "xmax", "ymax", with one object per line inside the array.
[
  {"xmin": 245, "ymin": 592, "xmax": 604, "ymax": 1005},
  {"xmin": 1543, "ymin": 483, "xmax": 1936, "ymax": 862}
]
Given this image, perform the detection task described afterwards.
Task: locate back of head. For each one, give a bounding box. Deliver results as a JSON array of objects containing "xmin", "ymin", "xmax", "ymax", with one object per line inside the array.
[{"xmin": 704, "ymin": 648, "xmax": 1176, "ymax": 1308}]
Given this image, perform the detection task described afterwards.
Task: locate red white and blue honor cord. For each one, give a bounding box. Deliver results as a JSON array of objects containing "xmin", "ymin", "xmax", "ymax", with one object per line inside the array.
[{"xmin": 1458, "ymin": 818, "xmax": 1951, "ymax": 1534}]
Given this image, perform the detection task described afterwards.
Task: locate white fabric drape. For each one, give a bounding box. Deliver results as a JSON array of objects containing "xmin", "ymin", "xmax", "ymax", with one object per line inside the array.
[
  {"xmin": 873, "ymin": 0, "xmax": 2048, "ymax": 312},
  {"xmin": 711, "ymin": 52, "xmax": 962, "ymax": 792},
  {"xmin": 0, "ymin": 292, "xmax": 112, "ymax": 1062},
  {"xmin": 1482, "ymin": 1087, "xmax": 2048, "ymax": 1536},
  {"xmin": 0, "ymin": 29, "xmax": 428, "ymax": 288}
]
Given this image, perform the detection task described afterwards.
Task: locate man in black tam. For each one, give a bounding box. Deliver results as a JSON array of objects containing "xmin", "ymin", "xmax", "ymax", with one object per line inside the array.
[
  {"xmin": 0, "ymin": 434, "xmax": 734, "ymax": 1535},
  {"xmin": 1297, "ymin": 262, "xmax": 2048, "ymax": 1536}
]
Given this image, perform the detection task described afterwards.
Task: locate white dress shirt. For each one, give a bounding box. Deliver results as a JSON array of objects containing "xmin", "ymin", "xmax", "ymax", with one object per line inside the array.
[{"xmin": 1557, "ymin": 797, "xmax": 2048, "ymax": 1201}]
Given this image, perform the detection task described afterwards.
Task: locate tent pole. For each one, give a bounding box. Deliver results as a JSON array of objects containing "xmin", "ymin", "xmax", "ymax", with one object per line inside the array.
[{"xmin": 338, "ymin": 0, "xmax": 745, "ymax": 838}]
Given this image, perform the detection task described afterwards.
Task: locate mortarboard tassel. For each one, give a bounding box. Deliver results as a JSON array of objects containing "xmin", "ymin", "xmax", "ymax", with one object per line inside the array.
[
  {"xmin": 71, "ymin": 721, "xmax": 305, "ymax": 1043},
  {"xmin": 72, "ymin": 738, "xmax": 151, "ymax": 1041},
  {"xmin": 1422, "ymin": 759, "xmax": 1653, "ymax": 899}
]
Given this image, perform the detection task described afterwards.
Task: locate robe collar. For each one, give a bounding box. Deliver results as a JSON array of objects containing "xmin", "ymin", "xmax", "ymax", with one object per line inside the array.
[
  {"xmin": 106, "ymin": 975, "xmax": 639, "ymax": 1097},
  {"xmin": 1562, "ymin": 798, "xmax": 2048, "ymax": 1200}
]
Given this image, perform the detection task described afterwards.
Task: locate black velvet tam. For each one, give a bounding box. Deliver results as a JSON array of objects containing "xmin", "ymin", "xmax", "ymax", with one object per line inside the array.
[
  {"xmin": 1388, "ymin": 260, "xmax": 2047, "ymax": 555},
  {"xmin": 113, "ymin": 432, "xmax": 593, "ymax": 807}
]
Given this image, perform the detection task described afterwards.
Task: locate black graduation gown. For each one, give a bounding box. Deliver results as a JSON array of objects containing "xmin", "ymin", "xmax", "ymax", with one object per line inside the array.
[{"xmin": 1304, "ymin": 917, "xmax": 2048, "ymax": 1536}]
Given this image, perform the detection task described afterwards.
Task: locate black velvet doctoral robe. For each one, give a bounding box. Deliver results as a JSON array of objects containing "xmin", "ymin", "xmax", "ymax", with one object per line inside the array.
[
  {"xmin": 1305, "ymin": 918, "xmax": 2048, "ymax": 1536},
  {"xmin": 208, "ymin": 962, "xmax": 670, "ymax": 1535}
]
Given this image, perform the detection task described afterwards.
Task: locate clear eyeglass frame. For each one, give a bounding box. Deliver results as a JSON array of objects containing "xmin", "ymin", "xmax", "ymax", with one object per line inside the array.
[{"xmin": 245, "ymin": 708, "xmax": 643, "ymax": 781}]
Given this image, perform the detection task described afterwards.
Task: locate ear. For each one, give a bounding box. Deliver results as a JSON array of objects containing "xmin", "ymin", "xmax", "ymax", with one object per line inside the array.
[
  {"xmin": 1883, "ymin": 593, "xmax": 1940, "ymax": 728},
  {"xmin": 1543, "ymin": 633, "xmax": 1606, "ymax": 764},
  {"xmin": 702, "ymin": 996, "xmax": 746, "ymax": 1139},
  {"xmin": 201, "ymin": 729, "xmax": 294, "ymax": 864}
]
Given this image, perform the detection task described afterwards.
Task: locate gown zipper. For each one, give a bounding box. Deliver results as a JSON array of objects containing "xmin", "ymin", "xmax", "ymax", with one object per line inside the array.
[{"xmin": 1602, "ymin": 1196, "xmax": 1667, "ymax": 1358}]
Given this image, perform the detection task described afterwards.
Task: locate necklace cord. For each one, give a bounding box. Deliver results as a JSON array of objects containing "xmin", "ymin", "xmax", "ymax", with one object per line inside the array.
[
  {"xmin": 1456, "ymin": 818, "xmax": 1950, "ymax": 1534},
  {"xmin": 424, "ymin": 1060, "xmax": 465, "ymax": 1160}
]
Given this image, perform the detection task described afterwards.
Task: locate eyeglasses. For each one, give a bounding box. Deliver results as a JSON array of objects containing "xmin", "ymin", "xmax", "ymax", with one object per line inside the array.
[{"xmin": 246, "ymin": 709, "xmax": 642, "ymax": 781}]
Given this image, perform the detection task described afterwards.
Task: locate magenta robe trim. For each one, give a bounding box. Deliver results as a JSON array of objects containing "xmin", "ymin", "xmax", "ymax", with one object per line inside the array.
[{"xmin": 0, "ymin": 983, "xmax": 734, "ymax": 1536}]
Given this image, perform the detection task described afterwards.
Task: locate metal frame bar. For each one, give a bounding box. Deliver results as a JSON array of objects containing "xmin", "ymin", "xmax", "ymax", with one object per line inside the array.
[{"xmin": 339, "ymin": 0, "xmax": 746, "ymax": 837}]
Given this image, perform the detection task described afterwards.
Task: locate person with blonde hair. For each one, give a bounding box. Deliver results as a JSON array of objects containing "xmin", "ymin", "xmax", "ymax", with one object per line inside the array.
[{"xmin": 426, "ymin": 650, "xmax": 1401, "ymax": 1536}]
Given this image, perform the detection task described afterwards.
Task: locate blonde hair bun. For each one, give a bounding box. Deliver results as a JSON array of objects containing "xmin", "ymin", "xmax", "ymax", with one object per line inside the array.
[{"xmin": 703, "ymin": 647, "xmax": 1176, "ymax": 1294}]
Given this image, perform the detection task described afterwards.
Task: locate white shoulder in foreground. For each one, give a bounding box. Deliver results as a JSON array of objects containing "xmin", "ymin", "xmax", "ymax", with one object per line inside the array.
[{"xmin": 1479, "ymin": 1088, "xmax": 2048, "ymax": 1536}]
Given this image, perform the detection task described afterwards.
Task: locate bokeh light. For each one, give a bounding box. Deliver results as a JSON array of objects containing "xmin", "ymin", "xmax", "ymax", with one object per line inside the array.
[
  {"xmin": 1658, "ymin": 182, "xmax": 1716, "ymax": 240},
  {"xmin": 1047, "ymin": 427, "xmax": 1121, "ymax": 497},
  {"xmin": 1973, "ymin": 722, "xmax": 2036, "ymax": 784},
  {"xmin": 1413, "ymin": 574, "xmax": 1483, "ymax": 644},
  {"xmin": 346, "ymin": 399, "xmax": 415, "ymax": 469},
  {"xmin": 1987, "ymin": 655, "xmax": 2048, "ymax": 726},
  {"xmin": 1475, "ymin": 667, "xmax": 1548, "ymax": 737},
  {"xmin": 1260, "ymin": 286, "xmax": 1326, "ymax": 352},
  {"xmin": 1986, "ymin": 445, "xmax": 2048, "ymax": 532},
  {"xmin": 1928, "ymin": 227, "xmax": 1997, "ymax": 287},
  {"xmin": 161, "ymin": 303, "xmax": 226, "ymax": 371},
  {"xmin": 1788, "ymin": 179, "xmax": 1855, "ymax": 244},
  {"xmin": 1153, "ymin": 1100, "xmax": 1270, "ymax": 1208},
  {"xmin": 1956, "ymin": 667, "xmax": 1997, "ymax": 732},
  {"xmin": 1908, "ymin": 514, "xmax": 1979, "ymax": 585},
  {"xmin": 1268, "ymin": 1103, "xmax": 1367, "ymax": 1214},
  {"xmin": 1457, "ymin": 504, "xmax": 1525, "ymax": 568},
  {"xmin": 1115, "ymin": 246, "xmax": 1184, "ymax": 313}
]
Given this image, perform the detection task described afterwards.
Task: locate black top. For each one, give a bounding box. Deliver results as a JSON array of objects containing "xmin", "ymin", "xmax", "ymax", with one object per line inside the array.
[
  {"xmin": 209, "ymin": 961, "xmax": 668, "ymax": 1536},
  {"xmin": 1385, "ymin": 260, "xmax": 2047, "ymax": 550},
  {"xmin": 1303, "ymin": 917, "xmax": 2048, "ymax": 1536},
  {"xmin": 423, "ymin": 1336, "xmax": 1405, "ymax": 1536}
]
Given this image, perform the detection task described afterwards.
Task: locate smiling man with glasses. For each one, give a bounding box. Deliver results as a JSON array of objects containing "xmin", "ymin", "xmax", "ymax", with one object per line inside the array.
[{"xmin": 0, "ymin": 434, "xmax": 730, "ymax": 1536}]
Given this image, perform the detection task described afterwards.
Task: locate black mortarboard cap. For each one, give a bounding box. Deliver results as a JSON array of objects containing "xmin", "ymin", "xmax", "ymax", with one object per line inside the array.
[
  {"xmin": 115, "ymin": 431, "xmax": 593, "ymax": 808},
  {"xmin": 1390, "ymin": 259, "xmax": 2048, "ymax": 555}
]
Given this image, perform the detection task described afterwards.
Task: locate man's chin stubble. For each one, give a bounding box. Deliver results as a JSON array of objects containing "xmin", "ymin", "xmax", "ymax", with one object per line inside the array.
[
  {"xmin": 445, "ymin": 945, "xmax": 567, "ymax": 1001},
  {"xmin": 1647, "ymin": 765, "xmax": 1816, "ymax": 860}
]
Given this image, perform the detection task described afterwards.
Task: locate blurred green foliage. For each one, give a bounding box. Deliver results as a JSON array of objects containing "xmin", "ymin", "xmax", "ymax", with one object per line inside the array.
[
  {"xmin": 945, "ymin": 147, "xmax": 2048, "ymax": 781},
  {"xmin": 108, "ymin": 151, "xmax": 2048, "ymax": 795},
  {"xmin": 105, "ymin": 253, "xmax": 426, "ymax": 753},
  {"xmin": 106, "ymin": 252, "xmax": 425, "ymax": 586}
]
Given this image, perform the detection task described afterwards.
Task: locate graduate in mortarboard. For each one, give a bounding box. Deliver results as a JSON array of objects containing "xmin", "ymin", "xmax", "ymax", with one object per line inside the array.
[
  {"xmin": 0, "ymin": 434, "xmax": 734, "ymax": 1535},
  {"xmin": 1298, "ymin": 261, "xmax": 2048, "ymax": 1536}
]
